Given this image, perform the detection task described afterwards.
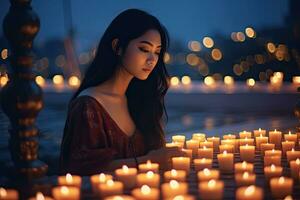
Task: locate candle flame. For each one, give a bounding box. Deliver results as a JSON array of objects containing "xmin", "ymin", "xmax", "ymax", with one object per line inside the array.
[
  {"xmin": 289, "ymin": 131, "xmax": 291, "ymax": 135},
  {"xmin": 0, "ymin": 188, "xmax": 7, "ymax": 197},
  {"xmin": 284, "ymin": 195, "xmax": 293, "ymax": 200},
  {"xmin": 274, "ymin": 129, "xmax": 277, "ymax": 132},
  {"xmin": 99, "ymin": 173, "xmax": 106, "ymax": 183},
  {"xmin": 245, "ymin": 144, "xmax": 248, "ymax": 147},
  {"xmin": 201, "ymin": 158, "xmax": 206, "ymax": 163},
  {"xmin": 292, "ymin": 148, "xmax": 295, "ymax": 152},
  {"xmin": 36, "ymin": 192, "xmax": 45, "ymax": 200},
  {"xmin": 141, "ymin": 185, "xmax": 151, "ymax": 195},
  {"xmin": 171, "ymin": 169, "xmax": 178, "ymax": 176},
  {"xmin": 208, "ymin": 179, "xmax": 216, "ymax": 188},
  {"xmin": 122, "ymin": 165, "xmax": 129, "ymax": 173},
  {"xmin": 271, "ymin": 164, "xmax": 276, "ymax": 172},
  {"xmin": 296, "ymin": 158, "xmax": 300, "ymax": 165},
  {"xmin": 61, "ymin": 186, "xmax": 69, "ymax": 195},
  {"xmin": 242, "ymin": 172, "xmax": 249, "ymax": 179},
  {"xmin": 170, "ymin": 180, "xmax": 179, "ymax": 189},
  {"xmin": 107, "ymin": 180, "xmax": 114, "ymax": 186},
  {"xmin": 242, "ymin": 161, "xmax": 247, "ymax": 168},
  {"xmin": 244, "ymin": 185, "xmax": 255, "ymax": 196},
  {"xmin": 259, "ymin": 128, "xmax": 261, "ymax": 131},
  {"xmin": 146, "ymin": 160, "xmax": 152, "ymax": 168},
  {"xmin": 203, "ymin": 168, "xmax": 211, "ymax": 176},
  {"xmin": 113, "ymin": 196, "xmax": 124, "ymax": 200},
  {"xmin": 223, "ymin": 150, "xmax": 227, "ymax": 155},
  {"xmin": 259, "ymin": 134, "xmax": 263, "ymax": 137},
  {"xmin": 279, "ymin": 176, "xmax": 285, "ymax": 184},
  {"xmin": 146, "ymin": 171, "xmax": 154, "ymax": 178},
  {"xmin": 173, "ymin": 195, "xmax": 185, "ymax": 200},
  {"xmin": 66, "ymin": 173, "xmax": 73, "ymax": 183},
  {"xmin": 272, "ymin": 149, "xmax": 275, "ymax": 152},
  {"xmin": 203, "ymin": 146, "xmax": 207, "ymax": 150}
]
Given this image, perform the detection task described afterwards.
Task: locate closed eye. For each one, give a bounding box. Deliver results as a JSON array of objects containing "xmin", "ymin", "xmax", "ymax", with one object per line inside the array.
[{"xmin": 139, "ymin": 47, "xmax": 160, "ymax": 55}]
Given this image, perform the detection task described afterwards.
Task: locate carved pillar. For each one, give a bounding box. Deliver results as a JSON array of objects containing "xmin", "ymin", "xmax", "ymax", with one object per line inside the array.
[{"xmin": 1, "ymin": 0, "xmax": 48, "ymax": 181}]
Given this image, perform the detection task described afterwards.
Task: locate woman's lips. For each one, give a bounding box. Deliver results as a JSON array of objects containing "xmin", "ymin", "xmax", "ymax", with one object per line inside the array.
[{"xmin": 142, "ymin": 68, "xmax": 151, "ymax": 72}]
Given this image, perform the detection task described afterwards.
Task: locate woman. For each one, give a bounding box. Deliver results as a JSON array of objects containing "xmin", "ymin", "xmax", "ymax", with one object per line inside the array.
[{"xmin": 60, "ymin": 9, "xmax": 184, "ymax": 175}]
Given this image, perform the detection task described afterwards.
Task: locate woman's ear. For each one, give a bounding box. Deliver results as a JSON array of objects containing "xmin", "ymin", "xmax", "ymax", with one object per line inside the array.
[{"xmin": 112, "ymin": 38, "xmax": 122, "ymax": 55}]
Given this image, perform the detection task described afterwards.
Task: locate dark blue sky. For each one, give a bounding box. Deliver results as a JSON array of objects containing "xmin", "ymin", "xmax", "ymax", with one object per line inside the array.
[{"xmin": 0, "ymin": 0, "xmax": 289, "ymax": 51}]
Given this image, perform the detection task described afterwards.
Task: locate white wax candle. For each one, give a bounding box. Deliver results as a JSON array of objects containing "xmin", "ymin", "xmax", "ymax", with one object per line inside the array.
[
  {"xmin": 253, "ymin": 128, "xmax": 266, "ymax": 137},
  {"xmin": 223, "ymin": 134, "xmax": 236, "ymax": 139},
  {"xmin": 197, "ymin": 168, "xmax": 220, "ymax": 182},
  {"xmin": 235, "ymin": 172, "xmax": 256, "ymax": 187},
  {"xmin": 139, "ymin": 160, "xmax": 159, "ymax": 173},
  {"xmin": 136, "ymin": 171, "xmax": 160, "ymax": 188},
  {"xmin": 207, "ymin": 136, "xmax": 220, "ymax": 152},
  {"xmin": 58, "ymin": 173, "xmax": 82, "ymax": 187},
  {"xmin": 290, "ymin": 158, "xmax": 300, "ymax": 180},
  {"xmin": 219, "ymin": 144, "xmax": 234, "ymax": 153},
  {"xmin": 198, "ymin": 180, "xmax": 224, "ymax": 200},
  {"xmin": 270, "ymin": 176, "xmax": 293, "ymax": 199},
  {"xmin": 98, "ymin": 180, "xmax": 123, "ymax": 199},
  {"xmin": 132, "ymin": 185, "xmax": 160, "ymax": 200},
  {"xmin": 29, "ymin": 192, "xmax": 54, "ymax": 200},
  {"xmin": 281, "ymin": 141, "xmax": 295, "ymax": 156},
  {"xmin": 192, "ymin": 133, "xmax": 206, "ymax": 142},
  {"xmin": 172, "ymin": 135, "xmax": 186, "ymax": 143},
  {"xmin": 260, "ymin": 143, "xmax": 275, "ymax": 156},
  {"xmin": 264, "ymin": 164, "xmax": 283, "ymax": 181},
  {"xmin": 239, "ymin": 131, "xmax": 252, "ymax": 139},
  {"xmin": 239, "ymin": 138, "xmax": 254, "ymax": 146},
  {"xmin": 0, "ymin": 188, "xmax": 18, "ymax": 200},
  {"xmin": 234, "ymin": 161, "xmax": 254, "ymax": 174},
  {"xmin": 161, "ymin": 180, "xmax": 188, "ymax": 199},
  {"xmin": 199, "ymin": 140, "xmax": 213, "ymax": 149},
  {"xmin": 269, "ymin": 129, "xmax": 282, "ymax": 149},
  {"xmin": 104, "ymin": 195, "xmax": 135, "ymax": 200},
  {"xmin": 164, "ymin": 169, "xmax": 186, "ymax": 182},
  {"xmin": 264, "ymin": 155, "xmax": 281, "ymax": 166},
  {"xmin": 255, "ymin": 135, "xmax": 268, "ymax": 150},
  {"xmin": 194, "ymin": 158, "xmax": 213, "ymax": 171},
  {"xmin": 90, "ymin": 173, "xmax": 113, "ymax": 194},
  {"xmin": 172, "ymin": 157, "xmax": 190, "ymax": 173},
  {"xmin": 236, "ymin": 185, "xmax": 264, "ymax": 200},
  {"xmin": 217, "ymin": 150, "xmax": 234, "ymax": 173},
  {"xmin": 115, "ymin": 165, "xmax": 137, "ymax": 189},
  {"xmin": 284, "ymin": 131, "xmax": 297, "ymax": 143},
  {"xmin": 239, "ymin": 145, "xmax": 255, "ymax": 163},
  {"xmin": 186, "ymin": 139, "xmax": 199, "ymax": 157},
  {"xmin": 198, "ymin": 146, "xmax": 213, "ymax": 159},
  {"xmin": 286, "ymin": 148, "xmax": 300, "ymax": 162},
  {"xmin": 52, "ymin": 186, "xmax": 80, "ymax": 200}
]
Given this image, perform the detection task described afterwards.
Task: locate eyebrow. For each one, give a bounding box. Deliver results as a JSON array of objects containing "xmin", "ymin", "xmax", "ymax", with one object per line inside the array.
[{"xmin": 140, "ymin": 41, "xmax": 161, "ymax": 48}]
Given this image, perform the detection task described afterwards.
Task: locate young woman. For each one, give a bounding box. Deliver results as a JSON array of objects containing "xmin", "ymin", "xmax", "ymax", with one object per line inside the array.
[{"xmin": 59, "ymin": 9, "xmax": 184, "ymax": 175}]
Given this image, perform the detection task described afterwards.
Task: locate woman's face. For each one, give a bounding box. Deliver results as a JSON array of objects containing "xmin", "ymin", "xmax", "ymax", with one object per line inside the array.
[{"xmin": 121, "ymin": 29, "xmax": 162, "ymax": 80}]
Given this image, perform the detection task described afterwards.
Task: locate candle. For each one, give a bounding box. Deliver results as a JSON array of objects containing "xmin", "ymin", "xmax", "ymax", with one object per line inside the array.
[
  {"xmin": 199, "ymin": 140, "xmax": 213, "ymax": 149},
  {"xmin": 236, "ymin": 185, "xmax": 263, "ymax": 200},
  {"xmin": 52, "ymin": 186, "xmax": 80, "ymax": 200},
  {"xmin": 287, "ymin": 148, "xmax": 300, "ymax": 162},
  {"xmin": 260, "ymin": 143, "xmax": 275, "ymax": 156},
  {"xmin": 172, "ymin": 135, "xmax": 186, "ymax": 143},
  {"xmin": 217, "ymin": 150, "xmax": 234, "ymax": 173},
  {"xmin": 219, "ymin": 144, "xmax": 234, "ymax": 153},
  {"xmin": 198, "ymin": 180, "xmax": 224, "ymax": 200},
  {"xmin": 29, "ymin": 192, "xmax": 54, "ymax": 200},
  {"xmin": 235, "ymin": 172, "xmax": 256, "ymax": 187},
  {"xmin": 58, "ymin": 173, "xmax": 82, "ymax": 187},
  {"xmin": 90, "ymin": 173, "xmax": 113, "ymax": 194},
  {"xmin": 165, "ymin": 195, "xmax": 195, "ymax": 200},
  {"xmin": 264, "ymin": 155, "xmax": 281, "ymax": 166},
  {"xmin": 164, "ymin": 169, "xmax": 186, "ymax": 182},
  {"xmin": 186, "ymin": 139, "xmax": 199, "ymax": 157},
  {"xmin": 265, "ymin": 149, "xmax": 282, "ymax": 157},
  {"xmin": 207, "ymin": 136, "xmax": 220, "ymax": 152},
  {"xmin": 264, "ymin": 164, "xmax": 283, "ymax": 181},
  {"xmin": 239, "ymin": 145, "xmax": 255, "ymax": 163},
  {"xmin": 269, "ymin": 129, "xmax": 282, "ymax": 149},
  {"xmin": 132, "ymin": 185, "xmax": 160, "ymax": 200},
  {"xmin": 181, "ymin": 148, "xmax": 193, "ymax": 158},
  {"xmin": 234, "ymin": 161, "xmax": 254, "ymax": 174},
  {"xmin": 194, "ymin": 158, "xmax": 212, "ymax": 171},
  {"xmin": 139, "ymin": 160, "xmax": 159, "ymax": 173},
  {"xmin": 197, "ymin": 168, "xmax": 220, "ymax": 182},
  {"xmin": 104, "ymin": 195, "xmax": 135, "ymax": 200},
  {"xmin": 239, "ymin": 131, "xmax": 252, "ymax": 139},
  {"xmin": 0, "ymin": 188, "xmax": 18, "ymax": 200},
  {"xmin": 253, "ymin": 128, "xmax": 266, "ymax": 137},
  {"xmin": 270, "ymin": 176, "xmax": 293, "ymax": 199},
  {"xmin": 172, "ymin": 157, "xmax": 190, "ymax": 173},
  {"xmin": 255, "ymin": 135, "xmax": 268, "ymax": 150},
  {"xmin": 239, "ymin": 138, "xmax": 254, "ymax": 146},
  {"xmin": 284, "ymin": 131, "xmax": 297, "ymax": 143},
  {"xmin": 290, "ymin": 158, "xmax": 300, "ymax": 180},
  {"xmin": 221, "ymin": 139, "xmax": 237, "ymax": 152},
  {"xmin": 192, "ymin": 133, "xmax": 206, "ymax": 142},
  {"xmin": 282, "ymin": 141, "xmax": 295, "ymax": 156},
  {"xmin": 223, "ymin": 134, "xmax": 236, "ymax": 139},
  {"xmin": 136, "ymin": 171, "xmax": 160, "ymax": 188},
  {"xmin": 97, "ymin": 180, "xmax": 123, "ymax": 198},
  {"xmin": 161, "ymin": 180, "xmax": 188, "ymax": 199},
  {"xmin": 166, "ymin": 142, "xmax": 184, "ymax": 148},
  {"xmin": 115, "ymin": 165, "xmax": 137, "ymax": 189},
  {"xmin": 198, "ymin": 146, "xmax": 213, "ymax": 159}
]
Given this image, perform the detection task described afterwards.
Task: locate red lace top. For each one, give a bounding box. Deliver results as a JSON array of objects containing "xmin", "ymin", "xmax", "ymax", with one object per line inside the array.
[{"xmin": 60, "ymin": 96, "xmax": 145, "ymax": 175}]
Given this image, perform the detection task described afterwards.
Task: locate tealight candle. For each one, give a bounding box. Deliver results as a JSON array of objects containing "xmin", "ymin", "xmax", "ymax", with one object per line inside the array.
[
  {"xmin": 282, "ymin": 141, "xmax": 295, "ymax": 156},
  {"xmin": 264, "ymin": 164, "xmax": 283, "ymax": 181},
  {"xmin": 29, "ymin": 192, "xmax": 54, "ymax": 200},
  {"xmin": 181, "ymin": 148, "xmax": 193, "ymax": 158},
  {"xmin": 236, "ymin": 185, "xmax": 264, "ymax": 200},
  {"xmin": 165, "ymin": 195, "xmax": 195, "ymax": 200},
  {"xmin": 90, "ymin": 173, "xmax": 113, "ymax": 194},
  {"xmin": 199, "ymin": 140, "xmax": 213, "ymax": 149},
  {"xmin": 284, "ymin": 131, "xmax": 297, "ymax": 143},
  {"xmin": 115, "ymin": 165, "xmax": 137, "ymax": 189},
  {"xmin": 207, "ymin": 136, "xmax": 220, "ymax": 152},
  {"xmin": 234, "ymin": 161, "xmax": 254, "ymax": 174},
  {"xmin": 219, "ymin": 144, "xmax": 234, "ymax": 153},
  {"xmin": 265, "ymin": 149, "xmax": 282, "ymax": 157},
  {"xmin": 97, "ymin": 180, "xmax": 123, "ymax": 198},
  {"xmin": 239, "ymin": 145, "xmax": 255, "ymax": 162},
  {"xmin": 194, "ymin": 158, "xmax": 212, "ymax": 171},
  {"xmin": 161, "ymin": 180, "xmax": 188, "ymax": 199},
  {"xmin": 164, "ymin": 169, "xmax": 186, "ymax": 182},
  {"xmin": 255, "ymin": 135, "xmax": 268, "ymax": 150},
  {"xmin": 269, "ymin": 129, "xmax": 282, "ymax": 149},
  {"xmin": 260, "ymin": 143, "xmax": 275, "ymax": 156},
  {"xmin": 235, "ymin": 172, "xmax": 256, "ymax": 187},
  {"xmin": 198, "ymin": 146, "xmax": 213, "ymax": 159},
  {"xmin": 197, "ymin": 168, "xmax": 220, "ymax": 182},
  {"xmin": 172, "ymin": 157, "xmax": 190, "ymax": 173},
  {"xmin": 186, "ymin": 139, "xmax": 199, "ymax": 157},
  {"xmin": 172, "ymin": 135, "xmax": 186, "ymax": 143},
  {"xmin": 290, "ymin": 158, "xmax": 300, "ymax": 180},
  {"xmin": 221, "ymin": 139, "xmax": 236, "ymax": 152},
  {"xmin": 192, "ymin": 133, "xmax": 206, "ymax": 142},
  {"xmin": 264, "ymin": 155, "xmax": 281, "ymax": 166},
  {"xmin": 58, "ymin": 173, "xmax": 82, "ymax": 187},
  {"xmin": 286, "ymin": 148, "xmax": 300, "ymax": 162},
  {"xmin": 239, "ymin": 138, "xmax": 254, "ymax": 146},
  {"xmin": 52, "ymin": 186, "xmax": 80, "ymax": 200},
  {"xmin": 198, "ymin": 180, "xmax": 224, "ymax": 200},
  {"xmin": 104, "ymin": 195, "xmax": 135, "ymax": 200},
  {"xmin": 270, "ymin": 176, "xmax": 293, "ymax": 199},
  {"xmin": 217, "ymin": 150, "xmax": 234, "ymax": 173},
  {"xmin": 132, "ymin": 185, "xmax": 160, "ymax": 200},
  {"xmin": 136, "ymin": 171, "xmax": 160, "ymax": 188},
  {"xmin": 239, "ymin": 131, "xmax": 252, "ymax": 139},
  {"xmin": 139, "ymin": 160, "xmax": 159, "ymax": 173},
  {"xmin": 0, "ymin": 188, "xmax": 18, "ymax": 200},
  {"xmin": 223, "ymin": 134, "xmax": 236, "ymax": 139},
  {"xmin": 253, "ymin": 128, "xmax": 266, "ymax": 137},
  {"xmin": 166, "ymin": 142, "xmax": 184, "ymax": 148}
]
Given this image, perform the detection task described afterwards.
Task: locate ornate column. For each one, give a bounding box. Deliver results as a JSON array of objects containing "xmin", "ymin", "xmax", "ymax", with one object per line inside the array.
[{"xmin": 1, "ymin": 0, "xmax": 48, "ymax": 182}]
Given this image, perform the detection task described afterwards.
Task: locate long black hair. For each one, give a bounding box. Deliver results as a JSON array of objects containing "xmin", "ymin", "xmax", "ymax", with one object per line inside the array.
[{"xmin": 73, "ymin": 9, "xmax": 170, "ymax": 151}]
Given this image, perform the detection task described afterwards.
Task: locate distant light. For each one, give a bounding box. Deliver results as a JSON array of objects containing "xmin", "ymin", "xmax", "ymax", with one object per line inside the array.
[
  {"xmin": 236, "ymin": 32, "xmax": 246, "ymax": 42},
  {"xmin": 254, "ymin": 54, "xmax": 265, "ymax": 64},
  {"xmin": 259, "ymin": 72, "xmax": 267, "ymax": 81},
  {"xmin": 55, "ymin": 55, "xmax": 66, "ymax": 67},
  {"xmin": 78, "ymin": 52, "xmax": 90, "ymax": 65},
  {"xmin": 246, "ymin": 78, "xmax": 255, "ymax": 87},
  {"xmin": 35, "ymin": 76, "xmax": 45, "ymax": 87},
  {"xmin": 224, "ymin": 76, "xmax": 234, "ymax": 85},
  {"xmin": 273, "ymin": 72, "xmax": 283, "ymax": 79},
  {"xmin": 212, "ymin": 73, "xmax": 222, "ymax": 81},
  {"xmin": 245, "ymin": 27, "xmax": 256, "ymax": 38},
  {"xmin": 202, "ymin": 37, "xmax": 214, "ymax": 48},
  {"xmin": 164, "ymin": 52, "xmax": 172, "ymax": 64},
  {"xmin": 188, "ymin": 40, "xmax": 201, "ymax": 52},
  {"xmin": 0, "ymin": 76, "xmax": 8, "ymax": 87},
  {"xmin": 181, "ymin": 76, "xmax": 191, "ymax": 85},
  {"xmin": 170, "ymin": 76, "xmax": 180, "ymax": 86},
  {"xmin": 68, "ymin": 76, "xmax": 81, "ymax": 87},
  {"xmin": 211, "ymin": 48, "xmax": 222, "ymax": 61},
  {"xmin": 1, "ymin": 49, "xmax": 8, "ymax": 60},
  {"xmin": 231, "ymin": 32, "xmax": 238, "ymax": 42},
  {"xmin": 266, "ymin": 43, "xmax": 276, "ymax": 53},
  {"xmin": 233, "ymin": 64, "xmax": 243, "ymax": 76},
  {"xmin": 53, "ymin": 75, "xmax": 64, "ymax": 85},
  {"xmin": 186, "ymin": 53, "xmax": 199, "ymax": 66},
  {"xmin": 292, "ymin": 76, "xmax": 300, "ymax": 84},
  {"xmin": 204, "ymin": 76, "xmax": 215, "ymax": 86}
]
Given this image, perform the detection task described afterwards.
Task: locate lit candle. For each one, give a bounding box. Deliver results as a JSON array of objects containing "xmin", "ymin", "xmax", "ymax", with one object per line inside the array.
[
  {"xmin": 239, "ymin": 131, "xmax": 252, "ymax": 139},
  {"xmin": 286, "ymin": 148, "xmax": 300, "ymax": 162},
  {"xmin": 58, "ymin": 173, "xmax": 82, "ymax": 187},
  {"xmin": 172, "ymin": 135, "xmax": 186, "ymax": 143},
  {"xmin": 269, "ymin": 129, "xmax": 282, "ymax": 149},
  {"xmin": 115, "ymin": 165, "xmax": 137, "ymax": 189},
  {"xmin": 290, "ymin": 158, "xmax": 300, "ymax": 180},
  {"xmin": 264, "ymin": 164, "xmax": 283, "ymax": 181},
  {"xmin": 239, "ymin": 138, "xmax": 254, "ymax": 146},
  {"xmin": 166, "ymin": 142, "xmax": 184, "ymax": 148},
  {"xmin": 192, "ymin": 133, "xmax": 206, "ymax": 142},
  {"xmin": 281, "ymin": 141, "xmax": 295, "ymax": 156},
  {"xmin": 136, "ymin": 171, "xmax": 160, "ymax": 188},
  {"xmin": 235, "ymin": 172, "xmax": 256, "ymax": 187},
  {"xmin": 207, "ymin": 136, "xmax": 220, "ymax": 152},
  {"xmin": 0, "ymin": 188, "xmax": 18, "ymax": 200},
  {"xmin": 221, "ymin": 139, "xmax": 237, "ymax": 152},
  {"xmin": 197, "ymin": 168, "xmax": 220, "ymax": 182},
  {"xmin": 265, "ymin": 149, "xmax": 282, "ymax": 157},
  {"xmin": 255, "ymin": 135, "xmax": 268, "ymax": 150},
  {"xmin": 194, "ymin": 158, "xmax": 212, "ymax": 171},
  {"xmin": 186, "ymin": 139, "xmax": 199, "ymax": 157},
  {"xmin": 284, "ymin": 131, "xmax": 297, "ymax": 143},
  {"xmin": 90, "ymin": 173, "xmax": 113, "ymax": 194},
  {"xmin": 239, "ymin": 145, "xmax": 255, "ymax": 163},
  {"xmin": 132, "ymin": 185, "xmax": 160, "ymax": 200},
  {"xmin": 253, "ymin": 128, "xmax": 266, "ymax": 137},
  {"xmin": 165, "ymin": 195, "xmax": 195, "ymax": 200},
  {"xmin": 181, "ymin": 148, "xmax": 193, "ymax": 158},
  {"xmin": 199, "ymin": 140, "xmax": 213, "ymax": 149},
  {"xmin": 29, "ymin": 192, "xmax": 54, "ymax": 200},
  {"xmin": 197, "ymin": 146, "xmax": 213, "ymax": 159},
  {"xmin": 260, "ymin": 143, "xmax": 275, "ymax": 156},
  {"xmin": 217, "ymin": 150, "xmax": 234, "ymax": 173},
  {"xmin": 219, "ymin": 144, "xmax": 234, "ymax": 153},
  {"xmin": 161, "ymin": 180, "xmax": 188, "ymax": 199},
  {"xmin": 264, "ymin": 155, "xmax": 281, "ymax": 166},
  {"xmin": 270, "ymin": 176, "xmax": 293, "ymax": 199},
  {"xmin": 234, "ymin": 161, "xmax": 254, "ymax": 174},
  {"xmin": 223, "ymin": 134, "xmax": 236, "ymax": 140},
  {"xmin": 236, "ymin": 185, "xmax": 264, "ymax": 200},
  {"xmin": 52, "ymin": 186, "xmax": 80, "ymax": 200},
  {"xmin": 172, "ymin": 157, "xmax": 190, "ymax": 173},
  {"xmin": 198, "ymin": 180, "xmax": 224, "ymax": 200},
  {"xmin": 104, "ymin": 195, "xmax": 135, "ymax": 200},
  {"xmin": 164, "ymin": 169, "xmax": 186, "ymax": 182},
  {"xmin": 139, "ymin": 160, "xmax": 159, "ymax": 173},
  {"xmin": 97, "ymin": 180, "xmax": 123, "ymax": 199}
]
